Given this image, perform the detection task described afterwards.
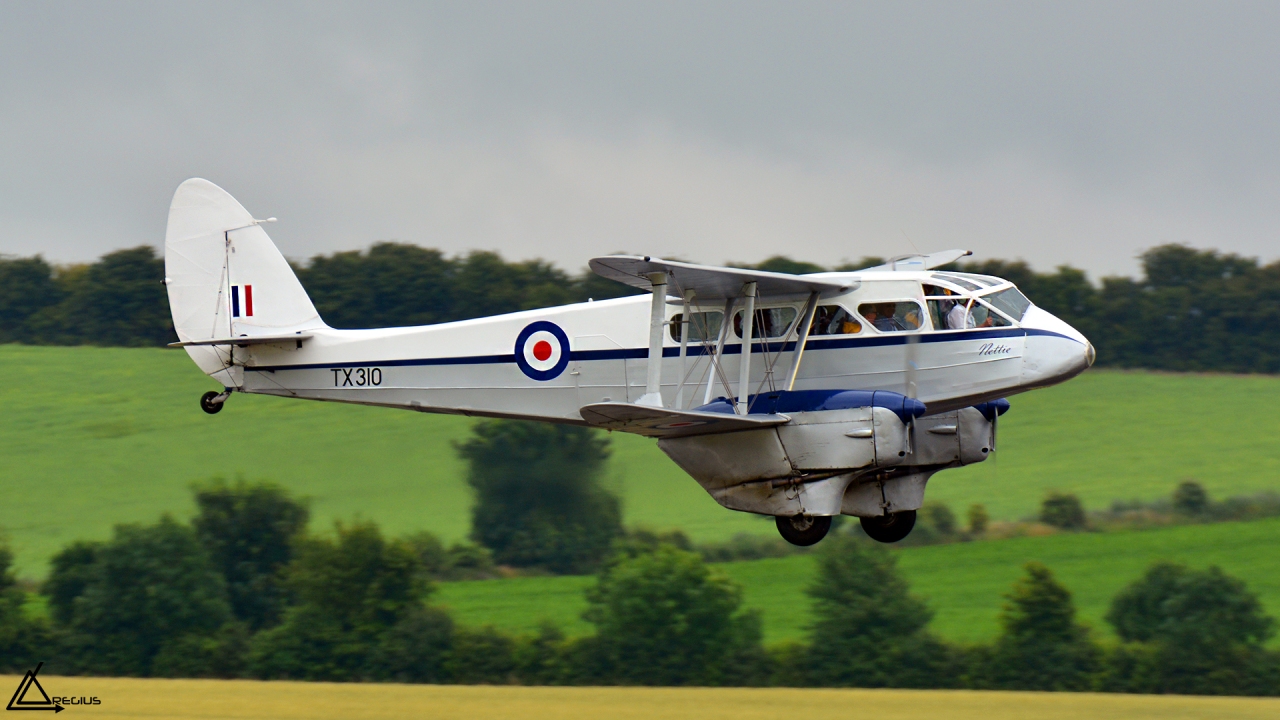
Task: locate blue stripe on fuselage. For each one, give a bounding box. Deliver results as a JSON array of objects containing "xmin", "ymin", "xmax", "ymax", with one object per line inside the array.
[{"xmin": 248, "ymin": 327, "xmax": 1074, "ymax": 372}]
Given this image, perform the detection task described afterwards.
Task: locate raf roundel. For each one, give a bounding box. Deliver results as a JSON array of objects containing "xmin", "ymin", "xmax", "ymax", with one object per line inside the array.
[{"xmin": 514, "ymin": 321, "xmax": 571, "ymax": 381}]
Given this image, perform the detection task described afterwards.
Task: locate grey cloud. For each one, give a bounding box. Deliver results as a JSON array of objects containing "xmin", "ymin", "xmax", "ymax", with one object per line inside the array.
[{"xmin": 1, "ymin": 1, "xmax": 1278, "ymax": 278}]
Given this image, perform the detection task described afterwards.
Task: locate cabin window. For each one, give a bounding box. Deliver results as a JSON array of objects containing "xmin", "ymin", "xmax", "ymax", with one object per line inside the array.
[
  {"xmin": 669, "ymin": 311, "xmax": 724, "ymax": 342},
  {"xmin": 981, "ymin": 287, "xmax": 1031, "ymax": 322},
  {"xmin": 857, "ymin": 301, "xmax": 924, "ymax": 333},
  {"xmin": 733, "ymin": 306, "xmax": 799, "ymax": 339},
  {"xmin": 809, "ymin": 305, "xmax": 862, "ymax": 335}
]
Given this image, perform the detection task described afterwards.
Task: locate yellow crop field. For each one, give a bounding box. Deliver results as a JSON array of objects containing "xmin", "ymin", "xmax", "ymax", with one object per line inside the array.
[{"xmin": 5, "ymin": 676, "xmax": 1279, "ymax": 720}]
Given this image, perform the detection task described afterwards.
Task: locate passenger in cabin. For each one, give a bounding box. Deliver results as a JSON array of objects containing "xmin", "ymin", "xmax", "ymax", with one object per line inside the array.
[
  {"xmin": 903, "ymin": 304, "xmax": 922, "ymax": 330},
  {"xmin": 859, "ymin": 302, "xmax": 924, "ymax": 332},
  {"xmin": 810, "ymin": 305, "xmax": 862, "ymax": 335}
]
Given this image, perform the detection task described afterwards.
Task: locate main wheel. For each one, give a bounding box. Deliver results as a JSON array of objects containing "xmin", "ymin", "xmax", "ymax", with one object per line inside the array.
[
  {"xmin": 860, "ymin": 510, "xmax": 917, "ymax": 543},
  {"xmin": 200, "ymin": 391, "xmax": 225, "ymax": 415},
  {"xmin": 776, "ymin": 514, "xmax": 832, "ymax": 546}
]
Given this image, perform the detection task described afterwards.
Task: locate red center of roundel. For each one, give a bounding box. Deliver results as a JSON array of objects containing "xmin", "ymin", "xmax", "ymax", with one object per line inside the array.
[{"xmin": 532, "ymin": 340, "xmax": 553, "ymax": 362}]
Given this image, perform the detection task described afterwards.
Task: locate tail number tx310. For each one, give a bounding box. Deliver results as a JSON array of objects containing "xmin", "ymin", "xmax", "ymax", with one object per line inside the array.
[{"xmin": 332, "ymin": 367, "xmax": 382, "ymax": 387}]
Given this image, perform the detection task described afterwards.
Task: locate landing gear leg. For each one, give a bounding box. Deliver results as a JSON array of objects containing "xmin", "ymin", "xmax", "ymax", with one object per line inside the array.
[
  {"xmin": 860, "ymin": 510, "xmax": 917, "ymax": 543},
  {"xmin": 776, "ymin": 514, "xmax": 832, "ymax": 546},
  {"xmin": 200, "ymin": 389, "xmax": 231, "ymax": 415}
]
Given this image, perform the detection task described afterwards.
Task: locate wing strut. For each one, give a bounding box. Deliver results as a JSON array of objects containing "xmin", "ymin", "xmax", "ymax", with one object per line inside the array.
[
  {"xmin": 703, "ymin": 296, "xmax": 736, "ymax": 406},
  {"xmin": 786, "ymin": 292, "xmax": 820, "ymax": 391},
  {"xmin": 638, "ymin": 272, "xmax": 668, "ymax": 407},
  {"xmin": 736, "ymin": 282, "xmax": 757, "ymax": 415},
  {"xmin": 674, "ymin": 288, "xmax": 695, "ymax": 409}
]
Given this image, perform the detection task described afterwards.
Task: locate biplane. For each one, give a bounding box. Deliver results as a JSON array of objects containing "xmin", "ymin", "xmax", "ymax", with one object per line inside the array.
[{"xmin": 165, "ymin": 179, "xmax": 1093, "ymax": 545}]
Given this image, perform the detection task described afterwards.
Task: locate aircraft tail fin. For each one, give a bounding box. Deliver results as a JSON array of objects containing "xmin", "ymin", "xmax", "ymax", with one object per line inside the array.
[{"xmin": 164, "ymin": 178, "xmax": 324, "ymax": 377}]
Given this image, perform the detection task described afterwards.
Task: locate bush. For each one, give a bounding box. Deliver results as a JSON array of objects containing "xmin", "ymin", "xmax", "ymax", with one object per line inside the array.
[
  {"xmin": 0, "ymin": 543, "xmax": 49, "ymax": 673},
  {"xmin": 191, "ymin": 478, "xmax": 310, "ymax": 629},
  {"xmin": 1108, "ymin": 562, "xmax": 1273, "ymax": 648},
  {"xmin": 405, "ymin": 532, "xmax": 498, "ymax": 581},
  {"xmin": 1104, "ymin": 561, "xmax": 1276, "ymax": 695},
  {"xmin": 445, "ymin": 626, "xmax": 518, "ymax": 684},
  {"xmin": 248, "ymin": 521, "xmax": 434, "ymax": 681},
  {"xmin": 513, "ymin": 622, "xmax": 571, "ymax": 685},
  {"xmin": 922, "ymin": 503, "xmax": 958, "ymax": 536},
  {"xmin": 371, "ymin": 606, "xmax": 455, "ymax": 683},
  {"xmin": 583, "ymin": 545, "xmax": 765, "ymax": 686},
  {"xmin": 967, "ymin": 504, "xmax": 990, "ymax": 535},
  {"xmin": 804, "ymin": 536, "xmax": 956, "ymax": 688},
  {"xmin": 1172, "ymin": 480, "xmax": 1209, "ymax": 516},
  {"xmin": 1040, "ymin": 492, "xmax": 1087, "ymax": 530},
  {"xmin": 981, "ymin": 562, "xmax": 1097, "ymax": 690},
  {"xmin": 457, "ymin": 420, "xmax": 621, "ymax": 574},
  {"xmin": 694, "ymin": 532, "xmax": 795, "ymax": 563},
  {"xmin": 44, "ymin": 517, "xmax": 233, "ymax": 676}
]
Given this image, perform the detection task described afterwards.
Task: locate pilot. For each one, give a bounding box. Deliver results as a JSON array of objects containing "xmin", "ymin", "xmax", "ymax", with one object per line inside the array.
[{"xmin": 946, "ymin": 298, "xmax": 973, "ymax": 329}]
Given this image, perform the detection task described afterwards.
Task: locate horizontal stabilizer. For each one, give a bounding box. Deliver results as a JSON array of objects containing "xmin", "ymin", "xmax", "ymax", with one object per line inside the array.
[
  {"xmin": 580, "ymin": 402, "xmax": 789, "ymax": 438},
  {"xmin": 857, "ymin": 249, "xmax": 972, "ymax": 272},
  {"xmin": 589, "ymin": 256, "xmax": 853, "ymax": 300},
  {"xmin": 169, "ymin": 333, "xmax": 312, "ymax": 348}
]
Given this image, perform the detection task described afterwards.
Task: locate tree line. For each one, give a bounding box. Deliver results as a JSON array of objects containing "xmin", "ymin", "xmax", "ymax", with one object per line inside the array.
[
  {"xmin": 2, "ymin": 485, "xmax": 1277, "ymax": 694},
  {"xmin": 2, "ymin": 242, "xmax": 1279, "ymax": 373}
]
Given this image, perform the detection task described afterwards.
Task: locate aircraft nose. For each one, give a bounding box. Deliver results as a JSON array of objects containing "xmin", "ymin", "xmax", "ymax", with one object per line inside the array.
[{"xmin": 1020, "ymin": 306, "xmax": 1092, "ymax": 387}]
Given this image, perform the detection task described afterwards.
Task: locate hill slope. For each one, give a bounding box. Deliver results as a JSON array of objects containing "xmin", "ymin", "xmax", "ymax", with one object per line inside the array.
[
  {"xmin": 435, "ymin": 518, "xmax": 1280, "ymax": 646},
  {"xmin": 2, "ymin": 344, "xmax": 1279, "ymax": 576}
]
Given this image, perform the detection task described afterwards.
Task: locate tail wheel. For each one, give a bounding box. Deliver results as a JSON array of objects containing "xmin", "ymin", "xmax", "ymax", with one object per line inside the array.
[
  {"xmin": 200, "ymin": 391, "xmax": 225, "ymax": 415},
  {"xmin": 776, "ymin": 514, "xmax": 832, "ymax": 546},
  {"xmin": 860, "ymin": 510, "xmax": 917, "ymax": 543}
]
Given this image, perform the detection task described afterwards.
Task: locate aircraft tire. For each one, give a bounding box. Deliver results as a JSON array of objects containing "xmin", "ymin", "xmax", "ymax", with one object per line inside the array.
[
  {"xmin": 775, "ymin": 514, "xmax": 832, "ymax": 546},
  {"xmin": 200, "ymin": 391, "xmax": 225, "ymax": 415},
  {"xmin": 860, "ymin": 510, "xmax": 917, "ymax": 543}
]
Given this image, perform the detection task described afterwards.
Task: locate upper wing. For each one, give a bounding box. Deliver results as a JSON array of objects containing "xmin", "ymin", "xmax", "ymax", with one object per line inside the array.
[
  {"xmin": 856, "ymin": 249, "xmax": 973, "ymax": 272},
  {"xmin": 588, "ymin": 255, "xmax": 854, "ymax": 300},
  {"xmin": 579, "ymin": 402, "xmax": 789, "ymax": 439}
]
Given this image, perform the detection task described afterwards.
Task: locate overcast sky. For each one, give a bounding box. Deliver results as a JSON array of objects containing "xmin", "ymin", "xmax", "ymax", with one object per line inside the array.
[{"xmin": 2, "ymin": 1, "xmax": 1278, "ymax": 278}]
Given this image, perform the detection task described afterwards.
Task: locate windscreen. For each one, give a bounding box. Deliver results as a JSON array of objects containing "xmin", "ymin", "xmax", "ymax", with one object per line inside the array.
[{"xmin": 982, "ymin": 287, "xmax": 1032, "ymax": 321}]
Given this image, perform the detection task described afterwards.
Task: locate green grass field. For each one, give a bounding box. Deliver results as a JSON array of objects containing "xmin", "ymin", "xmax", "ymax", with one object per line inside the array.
[
  {"xmin": 6, "ymin": 677, "xmax": 1278, "ymax": 720},
  {"xmin": 435, "ymin": 518, "xmax": 1280, "ymax": 646},
  {"xmin": 2, "ymin": 344, "xmax": 1279, "ymax": 578}
]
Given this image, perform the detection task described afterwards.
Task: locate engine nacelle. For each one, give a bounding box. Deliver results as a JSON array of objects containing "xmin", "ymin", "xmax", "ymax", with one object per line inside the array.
[{"xmin": 657, "ymin": 401, "xmax": 1002, "ymax": 518}]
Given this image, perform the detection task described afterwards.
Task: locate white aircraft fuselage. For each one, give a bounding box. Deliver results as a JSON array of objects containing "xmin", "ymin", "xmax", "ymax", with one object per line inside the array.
[{"xmin": 216, "ymin": 276, "xmax": 1091, "ymax": 423}]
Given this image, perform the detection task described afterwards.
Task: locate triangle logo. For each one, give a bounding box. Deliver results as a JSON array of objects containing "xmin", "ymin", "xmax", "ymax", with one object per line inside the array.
[{"xmin": 7, "ymin": 663, "xmax": 63, "ymax": 713}]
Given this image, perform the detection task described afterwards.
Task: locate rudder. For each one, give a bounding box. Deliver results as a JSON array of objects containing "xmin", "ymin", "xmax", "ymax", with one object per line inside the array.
[{"xmin": 165, "ymin": 178, "xmax": 324, "ymax": 377}]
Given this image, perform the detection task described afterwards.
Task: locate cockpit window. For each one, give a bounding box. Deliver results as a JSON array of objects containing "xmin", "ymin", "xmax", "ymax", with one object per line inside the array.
[
  {"xmin": 929, "ymin": 297, "xmax": 1012, "ymax": 329},
  {"xmin": 810, "ymin": 305, "xmax": 862, "ymax": 335},
  {"xmin": 981, "ymin": 287, "xmax": 1032, "ymax": 322},
  {"xmin": 971, "ymin": 300, "xmax": 1013, "ymax": 328},
  {"xmin": 733, "ymin": 306, "xmax": 799, "ymax": 339},
  {"xmin": 669, "ymin": 311, "xmax": 723, "ymax": 342},
  {"xmin": 857, "ymin": 302, "xmax": 923, "ymax": 333}
]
